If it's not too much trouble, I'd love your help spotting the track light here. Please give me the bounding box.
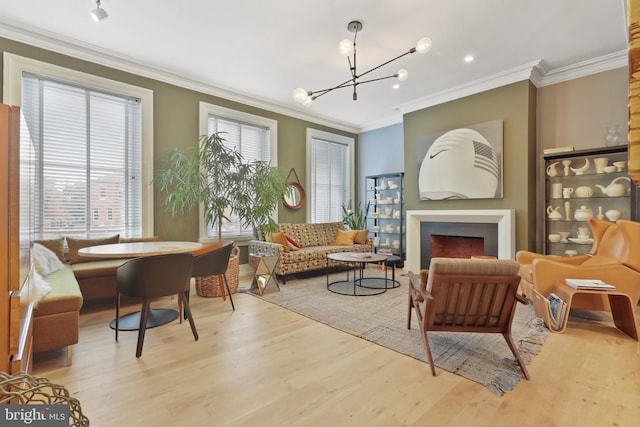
[293,20,432,104]
[91,0,108,22]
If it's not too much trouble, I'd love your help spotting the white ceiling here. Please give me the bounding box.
[0,0,630,133]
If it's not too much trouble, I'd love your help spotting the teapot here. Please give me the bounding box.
[545,161,560,177]
[547,205,562,220]
[595,177,631,197]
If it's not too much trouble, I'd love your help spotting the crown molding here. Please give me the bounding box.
[0,19,628,135]
[393,61,543,115]
[536,50,628,87]
[0,19,359,134]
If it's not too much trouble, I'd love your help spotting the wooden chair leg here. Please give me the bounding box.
[407,292,413,329]
[223,274,235,310]
[66,345,72,367]
[178,294,183,324]
[136,299,150,358]
[503,332,530,380]
[420,326,437,376]
[181,291,199,341]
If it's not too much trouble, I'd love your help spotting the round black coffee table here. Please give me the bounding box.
[326,252,390,296]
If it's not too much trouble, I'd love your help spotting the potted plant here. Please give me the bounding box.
[342,201,370,230]
[153,132,287,239]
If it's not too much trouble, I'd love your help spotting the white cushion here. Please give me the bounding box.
[33,242,66,277]
[31,270,52,307]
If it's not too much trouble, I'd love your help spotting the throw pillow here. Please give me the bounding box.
[34,238,66,263]
[67,234,120,264]
[353,229,369,244]
[334,229,357,245]
[285,235,301,251]
[32,243,66,277]
[31,271,52,307]
[270,232,290,253]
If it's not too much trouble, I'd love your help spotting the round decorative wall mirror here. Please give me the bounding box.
[283,182,305,209]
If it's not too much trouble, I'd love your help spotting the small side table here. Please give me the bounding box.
[249,253,280,295]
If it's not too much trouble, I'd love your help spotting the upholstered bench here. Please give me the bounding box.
[33,266,83,365]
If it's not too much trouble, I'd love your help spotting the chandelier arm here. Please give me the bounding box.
[356,74,400,85]
[308,79,356,97]
[356,48,416,80]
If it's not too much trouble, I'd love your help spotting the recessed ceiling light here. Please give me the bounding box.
[464,55,475,63]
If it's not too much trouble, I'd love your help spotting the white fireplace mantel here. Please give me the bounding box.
[405,209,516,272]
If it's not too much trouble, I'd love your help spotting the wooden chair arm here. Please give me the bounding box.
[515,293,529,305]
[408,271,434,301]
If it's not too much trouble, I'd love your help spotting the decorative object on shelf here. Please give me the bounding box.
[377,177,388,190]
[283,168,305,209]
[388,180,399,189]
[547,205,562,220]
[604,165,617,173]
[417,120,503,200]
[577,227,590,239]
[575,186,593,198]
[595,177,631,197]
[551,182,563,198]
[562,187,573,198]
[597,206,605,220]
[613,161,627,172]
[562,159,572,176]
[565,249,578,255]
[574,205,593,221]
[564,201,571,220]
[546,161,560,177]
[570,158,590,175]
[293,20,431,104]
[605,209,622,221]
[558,231,570,242]
[548,233,561,242]
[593,157,609,173]
[605,126,623,147]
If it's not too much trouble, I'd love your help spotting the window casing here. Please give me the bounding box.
[3,53,154,239]
[198,102,278,241]
[306,129,355,223]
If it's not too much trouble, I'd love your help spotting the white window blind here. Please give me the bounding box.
[21,73,143,239]
[206,115,271,238]
[309,137,350,223]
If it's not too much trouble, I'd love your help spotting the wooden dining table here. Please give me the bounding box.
[79,241,203,331]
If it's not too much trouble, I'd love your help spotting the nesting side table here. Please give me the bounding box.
[249,253,280,295]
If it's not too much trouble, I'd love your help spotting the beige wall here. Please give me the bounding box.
[537,67,628,151]
[403,81,538,252]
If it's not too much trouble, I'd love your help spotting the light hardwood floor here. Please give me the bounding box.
[33,272,640,427]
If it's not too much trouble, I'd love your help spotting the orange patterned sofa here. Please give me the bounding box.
[248,222,372,282]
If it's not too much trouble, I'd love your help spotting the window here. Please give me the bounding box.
[306,129,355,223]
[198,102,278,240]
[4,53,154,239]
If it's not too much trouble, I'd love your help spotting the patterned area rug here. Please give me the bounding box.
[247,268,548,397]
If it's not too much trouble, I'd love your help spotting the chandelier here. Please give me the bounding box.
[293,20,432,104]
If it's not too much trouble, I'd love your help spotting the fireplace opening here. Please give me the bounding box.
[431,235,484,259]
[420,222,498,269]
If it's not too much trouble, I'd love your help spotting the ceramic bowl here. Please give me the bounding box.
[603,165,617,173]
[548,233,561,242]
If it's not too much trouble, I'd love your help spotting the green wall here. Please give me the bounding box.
[0,37,356,244]
[403,81,537,251]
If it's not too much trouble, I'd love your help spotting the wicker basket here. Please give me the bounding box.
[195,246,240,298]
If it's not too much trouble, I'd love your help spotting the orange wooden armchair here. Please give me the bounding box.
[407,257,529,379]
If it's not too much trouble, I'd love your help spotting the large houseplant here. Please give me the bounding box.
[153,132,287,239]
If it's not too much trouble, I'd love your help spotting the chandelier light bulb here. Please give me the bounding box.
[396,69,408,81]
[293,87,310,103]
[338,39,354,57]
[415,37,432,54]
